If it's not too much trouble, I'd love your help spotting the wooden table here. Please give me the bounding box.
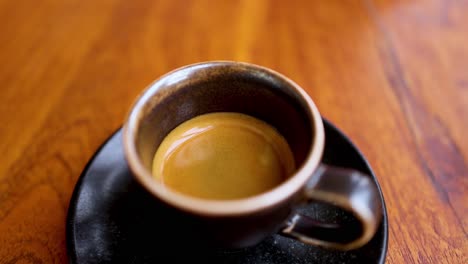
[1,0,467,263]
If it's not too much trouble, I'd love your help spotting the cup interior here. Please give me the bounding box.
[130,63,314,176]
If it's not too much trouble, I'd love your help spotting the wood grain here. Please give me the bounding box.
[0,0,466,263]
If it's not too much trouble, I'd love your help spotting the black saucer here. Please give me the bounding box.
[67,119,388,264]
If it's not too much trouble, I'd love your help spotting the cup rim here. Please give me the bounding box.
[123,61,325,216]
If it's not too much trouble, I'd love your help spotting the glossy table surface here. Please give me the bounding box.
[0,0,467,263]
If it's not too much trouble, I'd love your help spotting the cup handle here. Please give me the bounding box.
[281,164,382,250]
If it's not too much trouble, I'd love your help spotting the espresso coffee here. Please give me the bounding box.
[152,112,295,200]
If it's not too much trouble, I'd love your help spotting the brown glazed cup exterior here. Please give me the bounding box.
[123,61,382,251]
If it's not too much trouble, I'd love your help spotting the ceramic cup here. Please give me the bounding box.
[123,61,382,251]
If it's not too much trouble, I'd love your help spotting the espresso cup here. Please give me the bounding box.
[123,61,382,251]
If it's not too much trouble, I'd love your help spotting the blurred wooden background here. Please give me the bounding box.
[0,0,467,263]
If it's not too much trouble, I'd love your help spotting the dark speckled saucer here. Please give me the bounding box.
[67,119,388,264]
